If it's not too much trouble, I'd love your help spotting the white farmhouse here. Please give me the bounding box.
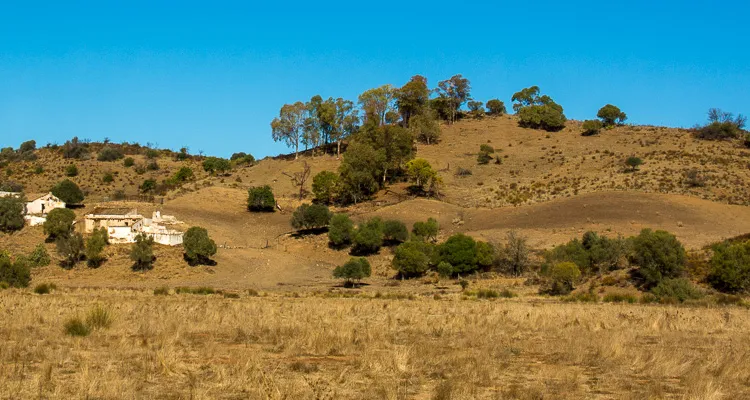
[26,193,66,215]
[84,208,184,246]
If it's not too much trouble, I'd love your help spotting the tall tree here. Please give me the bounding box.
[396,75,430,127]
[358,84,397,127]
[332,98,359,158]
[271,102,306,159]
[437,74,471,124]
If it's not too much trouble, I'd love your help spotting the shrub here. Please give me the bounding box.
[134,164,146,175]
[85,227,109,268]
[650,278,703,302]
[56,232,84,268]
[597,104,627,126]
[86,305,113,329]
[496,230,530,276]
[0,254,31,288]
[602,293,637,303]
[486,99,506,116]
[65,164,78,177]
[547,232,627,276]
[202,157,231,175]
[383,220,408,244]
[247,185,275,212]
[51,179,84,204]
[581,120,603,136]
[97,146,124,162]
[312,171,339,204]
[291,204,332,230]
[392,240,435,277]
[352,218,384,255]
[146,160,159,171]
[34,283,56,294]
[476,241,494,268]
[744,133,750,148]
[437,261,453,277]
[695,121,744,141]
[0,195,25,233]
[29,244,51,267]
[123,157,135,167]
[153,286,169,295]
[175,286,216,295]
[64,317,90,337]
[479,144,495,154]
[62,137,88,159]
[405,158,438,192]
[333,257,372,286]
[0,181,23,192]
[328,213,354,247]
[172,167,194,183]
[625,156,643,172]
[412,218,439,242]
[630,229,686,289]
[517,104,567,131]
[439,234,478,275]
[545,262,581,295]
[44,208,76,239]
[707,241,750,294]
[144,149,159,159]
[477,151,492,165]
[140,179,157,193]
[231,152,255,165]
[34,166,44,174]
[183,226,217,265]
[19,140,36,153]
[130,233,154,271]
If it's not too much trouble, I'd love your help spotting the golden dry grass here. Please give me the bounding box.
[1,288,748,399]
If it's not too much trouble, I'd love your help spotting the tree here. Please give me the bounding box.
[97,146,124,162]
[183,226,217,265]
[19,140,36,153]
[392,240,434,277]
[625,156,643,172]
[140,179,157,193]
[546,262,581,295]
[29,243,51,267]
[405,158,439,194]
[476,241,495,269]
[383,220,408,244]
[695,109,747,141]
[290,204,332,230]
[707,241,750,294]
[410,109,441,145]
[337,142,383,204]
[62,137,88,159]
[597,104,627,126]
[332,98,359,158]
[358,84,397,127]
[56,232,84,268]
[439,233,478,275]
[437,74,471,124]
[302,95,330,152]
[65,164,78,177]
[271,102,306,159]
[412,218,439,242]
[486,99,506,116]
[517,103,567,131]
[581,120,603,136]
[312,171,339,204]
[333,257,371,287]
[358,124,415,185]
[0,253,30,288]
[396,75,430,126]
[0,195,25,233]
[202,157,231,175]
[352,218,384,255]
[231,152,255,165]
[172,167,194,183]
[328,213,354,247]
[283,161,311,200]
[630,229,686,289]
[497,230,530,276]
[43,208,76,239]
[130,233,155,271]
[467,101,485,118]
[247,186,276,212]
[51,179,84,204]
[85,227,108,268]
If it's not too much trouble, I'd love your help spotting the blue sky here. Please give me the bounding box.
[1,1,748,158]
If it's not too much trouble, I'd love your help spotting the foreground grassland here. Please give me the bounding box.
[1,289,747,399]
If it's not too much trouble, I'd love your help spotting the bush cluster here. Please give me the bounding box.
[0,253,31,288]
[333,257,371,286]
[247,186,276,212]
[291,204,332,230]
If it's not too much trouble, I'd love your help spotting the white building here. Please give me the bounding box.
[26,193,66,215]
[84,208,183,246]
[0,191,21,198]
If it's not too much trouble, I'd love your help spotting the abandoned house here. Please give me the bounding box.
[0,192,67,226]
[84,208,184,246]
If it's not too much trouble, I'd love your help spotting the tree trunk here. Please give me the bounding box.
[337,140,341,159]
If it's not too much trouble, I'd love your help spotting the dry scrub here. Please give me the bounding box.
[0,289,747,399]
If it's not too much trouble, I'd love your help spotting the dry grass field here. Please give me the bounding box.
[1,288,748,399]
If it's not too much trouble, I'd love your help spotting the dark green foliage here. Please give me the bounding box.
[123,157,135,167]
[34,282,56,294]
[0,195,25,233]
[34,166,44,174]
[312,171,339,204]
[517,104,567,131]
[479,144,495,154]
[383,220,408,244]
[650,278,703,302]
[62,137,88,159]
[352,218,384,255]
[56,232,84,268]
[707,241,750,293]
[102,172,114,183]
[467,100,485,118]
[231,152,256,164]
[247,185,276,212]
[202,157,231,175]
[328,213,354,247]
[486,99,506,116]
[171,167,194,183]
[409,111,441,145]
[97,146,124,162]
[337,142,382,204]
[29,244,51,267]
[144,149,159,159]
[439,234,478,275]
[19,140,36,153]
[0,181,23,192]
[0,253,31,288]
[183,226,217,265]
[392,240,436,277]
[596,104,627,126]
[544,262,581,295]
[476,241,495,268]
[175,147,190,161]
[744,133,750,148]
[630,229,686,289]
[140,179,156,193]
[333,257,372,286]
[44,208,76,239]
[412,218,439,242]
[547,232,626,276]
[437,261,453,277]
[477,144,494,165]
[625,156,643,171]
[130,233,155,271]
[65,164,78,177]
[582,120,603,136]
[51,179,84,204]
[146,160,159,171]
[85,227,108,268]
[64,317,91,337]
[436,74,471,123]
[396,75,430,126]
[291,204,332,231]
[695,109,746,140]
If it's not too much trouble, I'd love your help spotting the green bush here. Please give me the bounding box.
[34,166,44,174]
[29,244,51,267]
[51,179,84,204]
[546,262,581,295]
[312,171,339,204]
[439,234,478,275]
[64,317,90,337]
[630,229,686,289]
[546,232,627,276]
[650,278,703,303]
[486,99,506,116]
[140,179,157,193]
[183,226,217,266]
[19,140,36,153]
[383,220,408,244]
[479,144,495,154]
[477,151,493,165]
[291,204,332,230]
[352,218,384,255]
[517,104,567,131]
[0,195,25,233]
[0,253,31,288]
[392,240,435,277]
[102,172,114,183]
[144,149,160,159]
[247,185,275,212]
[695,121,743,141]
[597,104,627,126]
[65,164,78,177]
[707,241,750,294]
[202,157,231,175]
[437,261,453,277]
[97,146,124,162]
[581,120,603,136]
[231,152,255,165]
[412,218,439,242]
[625,156,643,171]
[123,157,135,167]
[56,232,84,269]
[172,167,194,183]
[333,257,372,286]
[44,208,76,239]
[34,283,56,294]
[476,241,494,268]
[130,233,154,271]
[85,227,109,268]
[328,213,354,247]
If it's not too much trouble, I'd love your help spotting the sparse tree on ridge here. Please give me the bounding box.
[437,74,471,124]
[271,102,306,160]
[332,98,359,158]
[597,104,627,127]
[486,99,506,116]
[396,75,430,126]
[358,84,398,126]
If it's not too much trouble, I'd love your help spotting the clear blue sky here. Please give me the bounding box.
[1,1,748,158]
